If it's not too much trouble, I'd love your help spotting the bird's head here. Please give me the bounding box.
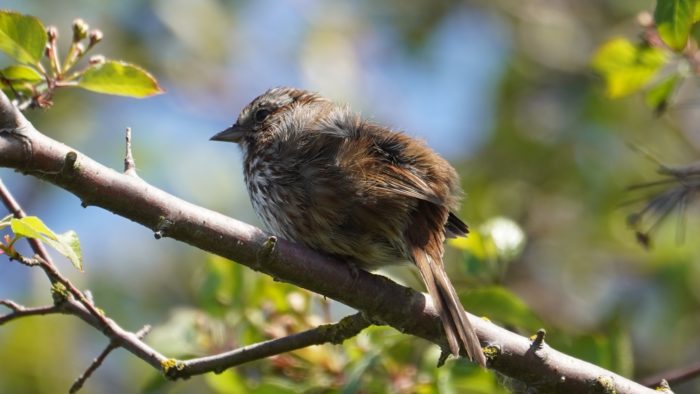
[210,87,326,150]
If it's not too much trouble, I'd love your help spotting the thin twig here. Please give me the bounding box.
[641,361,700,389]
[165,313,372,380]
[0,174,377,389]
[4,254,377,387]
[69,325,152,394]
[123,127,138,177]
[30,254,113,328]
[0,299,22,311]
[320,297,332,323]
[0,177,55,265]
[0,300,60,325]
[0,179,113,329]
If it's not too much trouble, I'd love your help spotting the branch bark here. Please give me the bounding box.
[69,325,152,394]
[167,312,371,379]
[0,90,662,393]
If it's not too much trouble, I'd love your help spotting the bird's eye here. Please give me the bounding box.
[254,108,271,122]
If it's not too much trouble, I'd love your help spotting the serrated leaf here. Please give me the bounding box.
[592,38,666,98]
[645,74,680,113]
[78,61,163,98]
[10,216,84,271]
[1,64,43,81]
[11,216,54,239]
[0,11,47,64]
[655,0,697,51]
[50,230,83,271]
[461,286,542,332]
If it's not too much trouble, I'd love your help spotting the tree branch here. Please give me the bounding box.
[641,361,700,389]
[165,312,371,379]
[0,163,375,392]
[69,325,152,394]
[1,260,373,392]
[123,127,138,177]
[0,300,60,324]
[12,254,169,372]
[0,177,55,264]
[0,90,662,393]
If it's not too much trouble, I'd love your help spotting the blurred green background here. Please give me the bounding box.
[2,0,700,393]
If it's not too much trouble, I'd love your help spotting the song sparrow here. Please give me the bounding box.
[211,87,485,366]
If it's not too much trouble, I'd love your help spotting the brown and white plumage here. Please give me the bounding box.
[211,87,486,366]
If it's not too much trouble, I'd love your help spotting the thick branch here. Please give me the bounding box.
[0,90,659,393]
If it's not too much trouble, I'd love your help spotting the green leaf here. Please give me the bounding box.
[78,61,163,97]
[645,74,680,113]
[10,216,54,239]
[10,216,83,271]
[1,64,43,82]
[655,0,697,51]
[49,230,83,272]
[592,38,666,98]
[461,286,542,332]
[0,11,47,64]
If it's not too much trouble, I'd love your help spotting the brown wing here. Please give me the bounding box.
[445,212,468,238]
[296,112,466,264]
[337,123,467,238]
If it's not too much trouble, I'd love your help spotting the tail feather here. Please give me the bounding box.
[414,252,461,356]
[412,247,486,367]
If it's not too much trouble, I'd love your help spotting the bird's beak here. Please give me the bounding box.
[210,123,247,143]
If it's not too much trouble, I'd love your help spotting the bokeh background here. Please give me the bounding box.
[2,0,700,393]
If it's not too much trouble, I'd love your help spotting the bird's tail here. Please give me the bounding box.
[412,247,486,367]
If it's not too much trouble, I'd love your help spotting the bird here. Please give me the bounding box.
[211,87,486,366]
